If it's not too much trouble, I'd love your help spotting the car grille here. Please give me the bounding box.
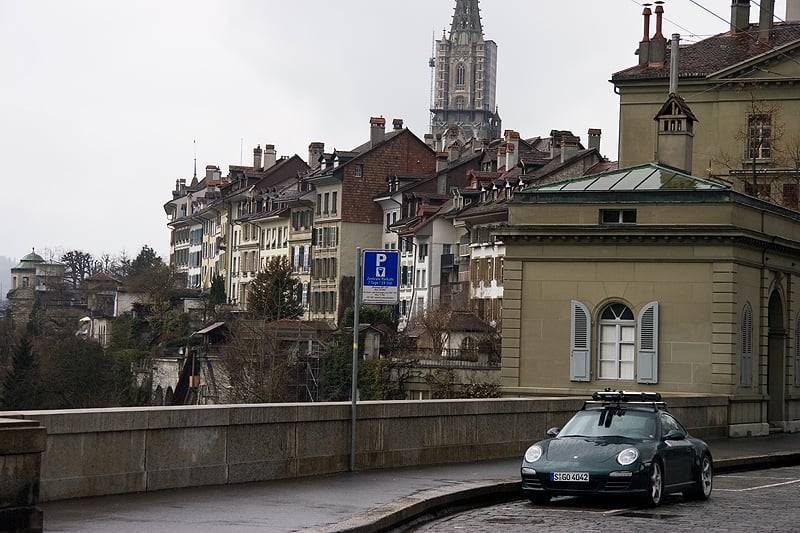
[604,478,632,490]
[522,476,544,490]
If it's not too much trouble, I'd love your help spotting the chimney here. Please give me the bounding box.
[731,0,751,33]
[205,165,221,182]
[759,0,775,42]
[789,0,800,21]
[669,34,681,95]
[253,145,263,169]
[392,118,404,131]
[448,142,460,162]
[424,133,436,150]
[504,130,520,170]
[436,152,449,172]
[587,128,602,151]
[649,2,667,67]
[370,116,386,148]
[638,6,652,66]
[263,144,277,169]
[308,142,324,169]
[561,138,578,163]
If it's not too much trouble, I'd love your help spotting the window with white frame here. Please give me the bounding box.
[747,114,772,160]
[570,300,659,383]
[599,303,636,380]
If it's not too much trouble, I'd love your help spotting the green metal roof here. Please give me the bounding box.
[13,249,45,270]
[526,164,729,193]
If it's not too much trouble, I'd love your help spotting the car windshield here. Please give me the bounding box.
[557,409,656,439]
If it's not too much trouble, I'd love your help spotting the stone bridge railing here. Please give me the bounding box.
[0,396,728,504]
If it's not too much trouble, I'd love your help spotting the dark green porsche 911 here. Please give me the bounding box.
[520,390,713,506]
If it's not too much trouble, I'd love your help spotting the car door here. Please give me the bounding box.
[659,412,694,487]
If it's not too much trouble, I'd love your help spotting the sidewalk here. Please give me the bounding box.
[40,432,800,533]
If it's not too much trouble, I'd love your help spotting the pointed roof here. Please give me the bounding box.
[449,0,484,44]
[654,93,698,122]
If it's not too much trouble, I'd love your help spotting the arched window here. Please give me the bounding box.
[741,303,753,387]
[570,300,659,383]
[456,64,466,88]
[599,303,636,380]
[461,336,478,360]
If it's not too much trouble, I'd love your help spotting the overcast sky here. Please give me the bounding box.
[0,0,788,263]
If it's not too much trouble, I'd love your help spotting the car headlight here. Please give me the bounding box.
[617,448,639,466]
[524,444,543,463]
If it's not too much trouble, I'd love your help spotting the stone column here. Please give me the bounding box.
[0,417,47,533]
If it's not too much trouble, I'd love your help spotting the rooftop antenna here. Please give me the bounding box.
[193,139,197,180]
[429,30,436,133]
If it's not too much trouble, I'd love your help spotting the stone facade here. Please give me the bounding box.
[498,166,800,435]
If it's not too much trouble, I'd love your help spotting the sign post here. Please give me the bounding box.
[350,249,400,472]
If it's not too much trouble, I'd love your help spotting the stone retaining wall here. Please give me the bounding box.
[0,396,728,502]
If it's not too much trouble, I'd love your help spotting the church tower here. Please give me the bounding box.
[430,0,501,151]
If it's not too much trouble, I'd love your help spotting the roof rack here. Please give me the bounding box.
[583,389,667,411]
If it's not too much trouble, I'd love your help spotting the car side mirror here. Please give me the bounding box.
[546,427,560,438]
[664,429,685,441]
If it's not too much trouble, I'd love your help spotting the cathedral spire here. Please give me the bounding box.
[429,0,500,150]
[450,0,484,45]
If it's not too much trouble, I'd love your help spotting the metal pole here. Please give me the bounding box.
[350,247,362,472]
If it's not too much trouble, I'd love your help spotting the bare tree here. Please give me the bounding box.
[219,319,295,403]
[410,305,452,359]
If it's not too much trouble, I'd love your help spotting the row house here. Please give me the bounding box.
[302,117,436,324]
[377,151,483,328]
[380,128,608,331]
[223,149,309,308]
[164,165,227,289]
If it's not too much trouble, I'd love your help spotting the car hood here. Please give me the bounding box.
[544,437,640,464]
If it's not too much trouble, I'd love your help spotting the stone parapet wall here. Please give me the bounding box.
[1,396,728,503]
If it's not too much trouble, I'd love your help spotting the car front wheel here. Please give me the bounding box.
[684,454,713,501]
[643,460,664,507]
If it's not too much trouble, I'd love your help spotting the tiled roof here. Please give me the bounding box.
[613,22,800,82]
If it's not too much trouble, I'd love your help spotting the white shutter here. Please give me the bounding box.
[741,304,753,387]
[303,245,310,270]
[637,302,659,384]
[570,300,591,382]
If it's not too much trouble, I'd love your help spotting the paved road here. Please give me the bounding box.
[408,464,800,532]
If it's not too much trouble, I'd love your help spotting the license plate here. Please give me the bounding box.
[551,472,589,482]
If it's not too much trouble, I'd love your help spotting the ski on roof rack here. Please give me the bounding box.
[591,389,662,403]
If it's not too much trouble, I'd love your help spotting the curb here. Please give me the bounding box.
[318,452,800,533]
[309,480,522,533]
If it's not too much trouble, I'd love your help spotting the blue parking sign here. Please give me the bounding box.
[362,250,399,304]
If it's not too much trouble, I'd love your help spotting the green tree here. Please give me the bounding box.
[0,333,41,409]
[37,336,114,409]
[209,274,226,306]
[319,342,353,402]
[128,245,161,279]
[247,257,302,320]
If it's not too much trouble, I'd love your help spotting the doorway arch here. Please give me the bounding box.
[767,290,786,426]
